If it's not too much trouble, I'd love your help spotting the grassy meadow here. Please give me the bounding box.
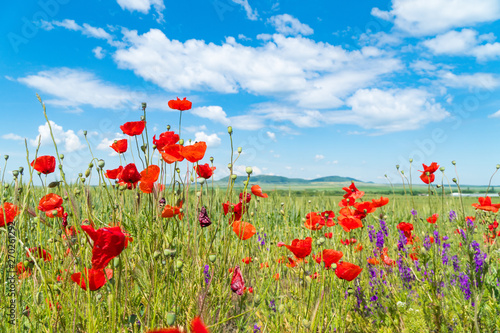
[1,98,500,333]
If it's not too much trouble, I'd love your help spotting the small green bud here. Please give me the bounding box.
[59,154,64,160]
[140,115,145,121]
[152,144,157,150]
[4,183,9,189]
[98,159,105,168]
[409,158,413,163]
[198,177,205,185]
[80,177,86,183]
[190,176,194,182]
[237,147,242,153]
[51,209,58,216]
[178,139,184,145]
[246,166,253,175]
[209,254,217,262]
[396,164,399,170]
[85,169,91,178]
[166,312,176,326]
[231,174,237,180]
[12,170,19,178]
[19,166,24,174]
[228,163,232,169]
[167,125,171,130]
[227,126,233,134]
[331,263,337,270]
[88,162,94,168]
[175,260,184,269]
[153,250,162,260]
[210,157,214,162]
[4,155,9,160]
[141,102,147,110]
[400,170,404,175]
[440,167,445,172]
[452,160,456,165]
[496,164,500,170]
[452,178,457,183]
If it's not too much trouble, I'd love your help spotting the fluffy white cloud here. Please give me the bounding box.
[489,110,500,118]
[266,131,276,141]
[48,19,124,47]
[18,68,140,110]
[372,0,500,36]
[315,154,324,161]
[191,106,231,125]
[231,0,258,20]
[93,46,106,59]
[268,14,313,36]
[116,0,165,21]
[438,71,499,90]
[193,132,221,147]
[2,133,24,141]
[30,121,85,153]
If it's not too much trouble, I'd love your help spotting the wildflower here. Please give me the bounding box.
[427,214,438,224]
[153,131,179,152]
[458,272,471,301]
[139,165,160,193]
[203,265,210,284]
[198,206,212,227]
[442,243,451,265]
[273,273,280,280]
[162,201,184,220]
[0,202,19,227]
[335,261,363,281]
[110,139,127,154]
[472,196,500,213]
[471,241,487,274]
[242,257,252,265]
[80,224,127,270]
[31,155,56,174]
[168,97,192,111]
[283,237,313,259]
[368,225,376,243]
[105,166,123,180]
[324,232,333,238]
[181,142,207,163]
[120,120,146,136]
[230,266,245,295]
[337,208,363,231]
[118,163,142,189]
[367,257,379,265]
[232,221,256,240]
[253,324,262,332]
[269,299,276,312]
[305,212,324,230]
[194,163,216,179]
[38,193,64,218]
[419,162,439,184]
[411,209,417,217]
[342,182,365,200]
[161,144,184,164]
[147,316,209,333]
[371,197,389,207]
[71,268,113,291]
[251,185,268,198]
[26,247,52,262]
[449,210,457,222]
[397,222,413,239]
[322,249,343,269]
[452,255,460,272]
[380,219,388,236]
[376,230,385,249]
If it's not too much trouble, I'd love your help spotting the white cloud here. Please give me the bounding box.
[2,133,24,141]
[372,0,500,36]
[93,46,106,59]
[315,154,324,161]
[52,19,80,31]
[268,14,313,36]
[193,131,221,147]
[116,0,165,22]
[191,106,231,125]
[17,68,140,110]
[50,20,123,47]
[471,42,500,61]
[30,121,85,153]
[238,34,251,41]
[231,0,258,20]
[489,110,500,118]
[438,71,499,90]
[266,131,276,141]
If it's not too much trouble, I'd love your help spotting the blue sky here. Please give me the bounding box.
[2,0,500,185]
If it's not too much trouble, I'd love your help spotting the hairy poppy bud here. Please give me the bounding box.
[228,163,232,169]
[175,260,183,269]
[12,170,19,177]
[80,177,86,183]
[142,102,147,110]
[237,147,242,153]
[83,130,88,136]
[167,125,171,130]
[4,155,8,160]
[452,160,456,165]
[209,254,217,262]
[497,164,500,169]
[401,170,404,175]
[85,169,90,177]
[409,158,413,163]
[396,164,399,170]
[452,178,457,183]
[19,166,24,174]
[440,167,445,172]
[153,251,161,260]
[210,157,214,162]
[98,160,105,169]
[246,166,253,175]
[166,312,176,326]
[227,126,233,134]
[59,154,64,160]
[199,178,205,185]
[178,139,184,145]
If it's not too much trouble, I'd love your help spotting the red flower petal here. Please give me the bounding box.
[31,155,56,174]
[335,261,362,281]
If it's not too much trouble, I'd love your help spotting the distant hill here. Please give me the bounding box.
[216,174,365,185]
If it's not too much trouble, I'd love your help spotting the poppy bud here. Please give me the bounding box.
[178,139,184,145]
[19,166,24,174]
[401,170,404,175]
[152,144,157,150]
[98,160,105,169]
[439,167,445,172]
[231,174,237,180]
[209,254,217,262]
[237,147,242,153]
[452,178,457,183]
[452,160,456,165]
[331,263,337,270]
[409,158,413,163]
[80,177,86,183]
[176,168,180,173]
[83,130,87,136]
[497,164,500,169]
[166,312,176,326]
[199,178,205,185]
[12,170,19,177]
[210,157,214,162]
[4,183,9,189]
[142,102,147,110]
[175,260,183,269]
[246,167,253,175]
[228,126,233,134]
[228,163,232,169]
[396,165,399,170]
[85,169,91,177]
[251,212,255,217]
[140,116,145,121]
[141,145,147,152]
[243,180,248,186]
[153,251,161,260]
[302,319,311,328]
[436,184,441,188]
[4,155,8,160]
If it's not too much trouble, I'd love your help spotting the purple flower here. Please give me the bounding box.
[459,272,471,301]
[411,209,417,217]
[368,225,376,243]
[376,230,385,249]
[380,220,388,236]
[269,299,276,312]
[423,236,432,250]
[253,324,261,332]
[203,265,210,284]
[452,255,460,273]
[441,243,451,265]
[397,230,407,252]
[449,210,457,222]
[471,241,487,274]
[434,230,441,246]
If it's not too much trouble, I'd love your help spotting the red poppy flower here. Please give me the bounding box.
[338,208,363,232]
[419,162,439,184]
[222,201,243,222]
[71,268,113,291]
[397,222,414,238]
[161,144,184,164]
[335,261,362,281]
[324,232,333,239]
[321,210,335,227]
[26,247,52,262]
[110,139,128,154]
[409,253,419,261]
[153,131,180,152]
[81,225,127,270]
[371,197,389,208]
[367,257,379,265]
[230,266,245,295]
[426,213,438,224]
[168,97,192,111]
[380,248,395,266]
[181,142,207,163]
[342,182,364,200]
[105,166,123,180]
[195,163,216,179]
[251,185,268,198]
[147,317,209,333]
[0,202,18,227]
[139,165,160,193]
[242,257,252,264]
[284,237,312,259]
[31,155,56,174]
[355,243,363,252]
[232,221,256,240]
[38,193,63,212]
[17,262,32,279]
[472,196,500,213]
[118,163,141,189]
[161,201,184,220]
[322,249,343,269]
[120,120,146,136]
[305,212,324,230]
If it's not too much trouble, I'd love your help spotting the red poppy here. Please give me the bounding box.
[367,257,379,265]
[222,201,243,222]
[81,225,127,270]
[147,317,209,333]
[105,166,123,180]
[118,163,141,189]
[286,257,298,268]
[419,162,439,184]
[153,131,180,152]
[161,201,184,220]
[232,221,256,240]
[195,163,216,179]
[38,193,63,212]
[120,120,146,136]
[342,182,364,200]
[380,248,395,266]
[472,196,500,213]
[168,97,192,111]
[31,155,56,174]
[260,262,269,269]
[181,142,207,163]
[321,210,335,227]
[0,202,18,227]
[230,266,245,295]
[251,185,268,198]
[335,261,362,281]
[26,247,52,262]
[139,165,160,194]
[305,212,324,231]
[110,139,128,154]
[242,257,252,264]
[426,213,438,224]
[337,208,363,232]
[324,232,333,239]
[409,253,419,261]
[71,268,113,291]
[284,237,312,259]
[397,222,414,238]
[161,144,184,164]
[17,262,32,279]
[371,197,389,208]
[322,249,343,269]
